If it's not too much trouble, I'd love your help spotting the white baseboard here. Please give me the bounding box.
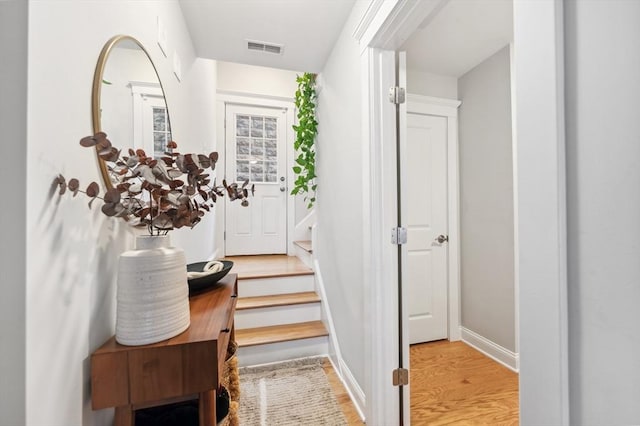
[460,327,519,372]
[294,244,314,269]
[332,357,366,422]
[294,208,316,242]
[210,249,220,261]
[315,259,366,422]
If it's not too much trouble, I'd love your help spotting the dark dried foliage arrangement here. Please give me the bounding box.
[55,132,253,235]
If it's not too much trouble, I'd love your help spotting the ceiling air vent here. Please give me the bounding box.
[247,39,283,55]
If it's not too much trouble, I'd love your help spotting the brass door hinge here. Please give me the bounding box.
[393,368,409,386]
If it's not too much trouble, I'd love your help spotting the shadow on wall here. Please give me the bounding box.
[44,183,135,424]
[83,218,135,424]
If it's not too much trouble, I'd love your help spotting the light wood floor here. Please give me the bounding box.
[229,254,517,424]
[410,340,519,425]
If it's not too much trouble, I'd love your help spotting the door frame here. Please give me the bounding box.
[357,1,569,425]
[406,94,462,343]
[215,91,297,257]
[130,80,164,154]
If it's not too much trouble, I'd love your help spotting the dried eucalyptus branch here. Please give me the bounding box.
[55,132,254,234]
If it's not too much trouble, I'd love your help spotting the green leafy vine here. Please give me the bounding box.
[291,72,317,208]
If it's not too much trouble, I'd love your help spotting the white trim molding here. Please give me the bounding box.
[354,0,399,52]
[362,47,402,426]
[445,108,462,343]
[327,354,366,420]
[513,1,569,424]
[129,81,164,155]
[352,0,387,42]
[509,42,521,361]
[407,93,461,116]
[216,89,294,105]
[129,80,163,96]
[364,0,445,51]
[336,357,366,420]
[461,327,519,372]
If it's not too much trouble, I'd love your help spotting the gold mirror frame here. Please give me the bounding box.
[91,35,171,189]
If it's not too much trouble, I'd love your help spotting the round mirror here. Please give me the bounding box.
[92,35,171,188]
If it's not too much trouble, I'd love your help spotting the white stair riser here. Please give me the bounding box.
[237,336,329,367]
[238,275,314,297]
[235,303,321,330]
[294,246,314,269]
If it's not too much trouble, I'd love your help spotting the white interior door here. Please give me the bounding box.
[406,112,449,344]
[225,104,287,255]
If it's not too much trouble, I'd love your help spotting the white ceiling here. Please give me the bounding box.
[401,0,513,77]
[179,0,357,73]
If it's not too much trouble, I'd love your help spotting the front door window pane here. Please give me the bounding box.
[236,113,277,182]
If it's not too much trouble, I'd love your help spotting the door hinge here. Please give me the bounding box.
[223,231,226,240]
[388,86,406,104]
[393,368,409,386]
[391,227,408,245]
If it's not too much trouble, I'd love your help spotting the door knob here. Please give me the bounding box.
[435,234,449,243]
[280,187,286,192]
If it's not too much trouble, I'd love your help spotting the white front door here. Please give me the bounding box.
[224,104,288,255]
[406,112,449,344]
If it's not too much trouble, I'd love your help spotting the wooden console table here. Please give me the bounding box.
[91,274,238,426]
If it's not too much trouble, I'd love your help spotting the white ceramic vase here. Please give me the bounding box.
[115,235,190,346]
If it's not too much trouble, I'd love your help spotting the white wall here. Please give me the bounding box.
[565,1,640,423]
[0,1,27,424]
[458,46,515,352]
[217,61,299,98]
[406,69,457,99]
[25,1,217,425]
[171,57,219,263]
[314,2,370,387]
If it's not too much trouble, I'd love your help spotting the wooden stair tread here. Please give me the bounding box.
[236,321,328,347]
[225,254,313,279]
[294,240,313,253]
[236,291,320,310]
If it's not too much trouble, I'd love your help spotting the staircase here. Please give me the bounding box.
[227,253,328,366]
[293,240,313,268]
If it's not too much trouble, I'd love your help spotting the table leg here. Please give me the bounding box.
[114,405,134,426]
[199,389,217,426]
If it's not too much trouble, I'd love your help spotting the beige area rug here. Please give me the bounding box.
[239,357,348,426]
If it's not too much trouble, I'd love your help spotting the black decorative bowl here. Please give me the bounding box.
[187,260,234,295]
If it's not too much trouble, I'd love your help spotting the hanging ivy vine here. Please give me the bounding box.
[291,72,317,208]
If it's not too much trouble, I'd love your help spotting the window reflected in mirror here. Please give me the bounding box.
[93,35,171,188]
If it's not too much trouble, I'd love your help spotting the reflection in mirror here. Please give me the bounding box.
[92,35,171,188]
